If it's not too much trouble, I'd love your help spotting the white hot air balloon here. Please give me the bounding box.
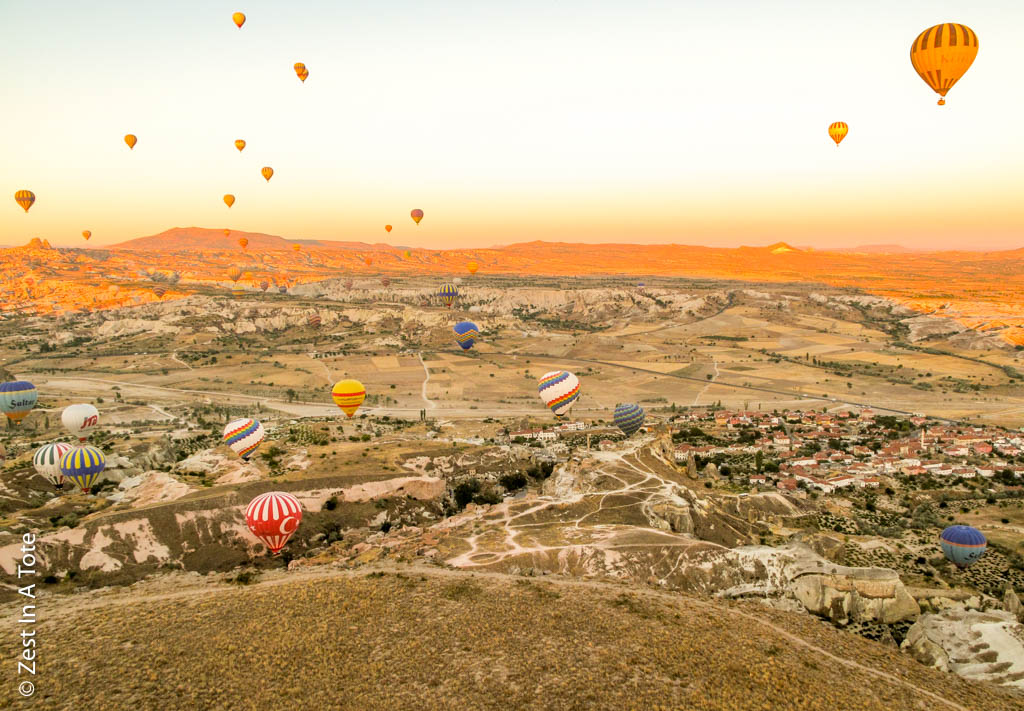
[62,403,100,442]
[33,442,73,488]
[537,370,580,418]
[223,418,266,460]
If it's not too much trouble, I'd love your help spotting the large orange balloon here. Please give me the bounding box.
[82,230,91,241]
[411,209,424,225]
[828,122,848,147]
[467,261,479,274]
[910,24,978,106]
[239,237,249,250]
[261,166,274,182]
[223,194,236,208]
[14,190,35,212]
[364,256,373,266]
[235,139,246,152]
[124,134,137,150]
[232,12,246,28]
[385,225,392,233]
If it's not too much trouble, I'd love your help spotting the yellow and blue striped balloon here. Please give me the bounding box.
[453,321,479,350]
[613,403,646,436]
[59,445,106,494]
[0,381,38,424]
[437,282,459,308]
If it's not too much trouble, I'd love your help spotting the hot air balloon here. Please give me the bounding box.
[381,277,391,288]
[453,321,479,350]
[344,278,354,290]
[364,256,373,266]
[278,285,288,294]
[332,379,366,418]
[940,525,987,568]
[124,134,137,150]
[224,194,236,208]
[33,442,73,489]
[298,68,309,82]
[59,445,105,493]
[14,190,35,213]
[467,261,479,275]
[224,229,231,237]
[232,285,245,299]
[227,266,242,282]
[261,167,274,182]
[403,250,411,259]
[259,280,268,292]
[538,371,580,418]
[82,230,92,241]
[153,285,167,298]
[232,12,246,28]
[438,282,458,308]
[411,209,424,225]
[0,381,37,424]
[235,139,246,152]
[294,63,307,82]
[292,244,301,252]
[828,122,848,147]
[613,403,645,436]
[308,313,322,328]
[239,237,249,250]
[223,418,265,460]
[246,491,303,554]
[62,403,99,442]
[385,225,392,233]
[910,24,979,106]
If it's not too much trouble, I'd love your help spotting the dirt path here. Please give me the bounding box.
[418,351,436,409]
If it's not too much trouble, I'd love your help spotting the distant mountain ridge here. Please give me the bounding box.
[111,227,398,252]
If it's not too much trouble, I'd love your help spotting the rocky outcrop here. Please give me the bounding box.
[790,568,920,625]
[902,609,1024,689]
[1005,584,1024,624]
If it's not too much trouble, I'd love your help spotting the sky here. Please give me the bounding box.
[1,0,1022,250]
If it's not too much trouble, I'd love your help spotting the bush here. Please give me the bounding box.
[499,472,528,492]
[453,479,482,509]
[324,496,338,511]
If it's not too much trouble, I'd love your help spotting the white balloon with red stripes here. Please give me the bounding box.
[245,491,303,554]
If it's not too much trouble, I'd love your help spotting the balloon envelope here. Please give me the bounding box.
[332,379,366,418]
[613,403,645,436]
[224,194,236,208]
[385,225,392,233]
[60,445,106,493]
[124,134,137,149]
[33,442,73,488]
[467,261,479,274]
[910,24,979,105]
[411,209,424,224]
[246,492,303,554]
[438,282,458,308]
[14,190,35,212]
[453,321,479,350]
[828,122,848,146]
[232,12,246,28]
[0,381,38,423]
[239,237,249,249]
[538,371,580,417]
[940,525,986,568]
[82,230,92,240]
[261,167,274,182]
[62,403,100,441]
[235,139,246,152]
[223,418,265,460]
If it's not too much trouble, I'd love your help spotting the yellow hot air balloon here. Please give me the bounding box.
[224,194,235,208]
[411,209,424,225]
[235,139,246,152]
[14,190,35,213]
[910,24,978,106]
[292,244,301,252]
[828,122,848,147]
[467,261,479,275]
[227,266,242,283]
[82,230,92,241]
[331,379,366,418]
[232,12,246,28]
[385,225,392,233]
[403,250,411,259]
[261,167,274,182]
[224,229,231,237]
[124,134,137,150]
[294,63,307,82]
[239,237,249,250]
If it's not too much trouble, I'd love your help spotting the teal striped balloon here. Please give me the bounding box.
[0,381,37,424]
[613,403,645,436]
[59,445,106,494]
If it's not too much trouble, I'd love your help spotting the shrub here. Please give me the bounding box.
[499,472,528,492]
[324,496,338,511]
[453,479,481,509]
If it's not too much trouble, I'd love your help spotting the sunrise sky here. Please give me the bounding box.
[1,0,1022,250]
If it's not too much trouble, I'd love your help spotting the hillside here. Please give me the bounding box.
[0,564,1016,711]
[111,227,396,252]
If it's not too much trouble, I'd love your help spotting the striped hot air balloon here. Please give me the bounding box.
[60,445,106,493]
[453,321,479,350]
[910,23,979,106]
[331,379,365,418]
[613,403,646,436]
[153,285,167,298]
[223,418,265,460]
[0,381,38,424]
[278,286,288,294]
[538,371,580,418]
[940,525,987,568]
[232,285,245,299]
[828,122,848,147]
[438,282,458,308]
[308,313,322,328]
[235,139,246,151]
[245,492,303,555]
[33,442,73,488]
[14,190,35,213]
[411,209,424,225]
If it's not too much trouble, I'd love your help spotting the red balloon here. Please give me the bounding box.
[245,492,303,554]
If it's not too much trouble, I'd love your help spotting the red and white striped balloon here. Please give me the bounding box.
[245,492,303,554]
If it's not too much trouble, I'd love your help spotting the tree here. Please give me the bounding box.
[755,450,763,473]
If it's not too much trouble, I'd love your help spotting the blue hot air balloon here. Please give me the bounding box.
[613,403,646,436]
[437,282,459,308]
[0,381,38,424]
[59,445,106,494]
[453,321,479,350]
[940,525,987,568]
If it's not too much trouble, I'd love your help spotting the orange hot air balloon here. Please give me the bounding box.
[364,256,373,266]
[298,69,309,82]
[828,122,848,147]
[227,266,242,282]
[14,190,35,212]
[403,250,411,259]
[292,244,301,252]
[232,12,246,28]
[82,230,92,241]
[294,63,307,82]
[385,225,392,233]
[411,209,424,225]
[224,229,231,237]
[261,166,274,182]
[467,261,479,275]
[238,237,249,250]
[910,23,979,106]
[124,134,137,150]
[223,194,236,208]
[235,139,246,152]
